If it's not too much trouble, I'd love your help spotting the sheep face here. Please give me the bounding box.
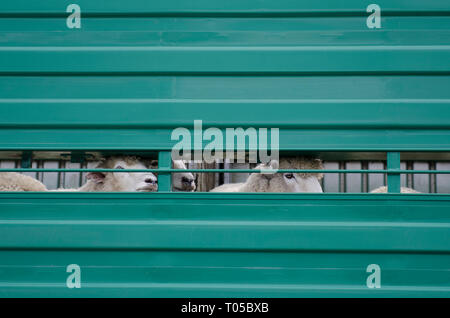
[86,157,158,192]
[251,160,323,193]
[211,157,324,193]
[172,160,196,192]
[261,173,323,193]
[147,159,196,192]
[278,157,323,193]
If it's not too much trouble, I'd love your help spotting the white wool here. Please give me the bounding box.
[370,186,421,193]
[0,172,47,192]
[210,157,324,193]
[54,156,157,192]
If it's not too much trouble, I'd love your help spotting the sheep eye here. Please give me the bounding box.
[284,173,295,179]
[115,165,125,170]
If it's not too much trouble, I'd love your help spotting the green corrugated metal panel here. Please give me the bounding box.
[0,2,449,151]
[0,1,448,14]
[0,193,449,297]
[2,46,450,73]
[1,193,449,252]
[1,18,449,47]
[0,1,449,297]
[2,100,450,128]
[2,250,448,297]
[2,128,450,152]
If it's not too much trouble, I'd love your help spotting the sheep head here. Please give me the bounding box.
[242,157,324,193]
[85,156,158,192]
[172,160,196,192]
[278,157,323,193]
[147,159,196,192]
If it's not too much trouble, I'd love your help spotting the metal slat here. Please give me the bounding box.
[1,17,449,47]
[2,76,450,100]
[1,46,450,73]
[0,0,449,14]
[387,152,401,193]
[1,101,450,128]
[0,193,449,251]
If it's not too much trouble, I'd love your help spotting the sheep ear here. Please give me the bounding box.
[268,160,279,170]
[260,160,279,174]
[148,160,158,168]
[86,172,105,184]
[172,160,186,169]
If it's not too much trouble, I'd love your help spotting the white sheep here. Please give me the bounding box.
[172,160,196,192]
[147,159,196,192]
[55,156,158,192]
[370,186,421,193]
[0,172,47,192]
[210,157,324,193]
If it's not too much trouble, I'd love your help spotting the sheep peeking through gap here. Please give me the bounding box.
[0,156,195,192]
[210,157,324,193]
[147,159,196,192]
[55,156,158,192]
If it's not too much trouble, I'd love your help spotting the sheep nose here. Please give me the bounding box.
[145,178,156,184]
[182,177,193,184]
